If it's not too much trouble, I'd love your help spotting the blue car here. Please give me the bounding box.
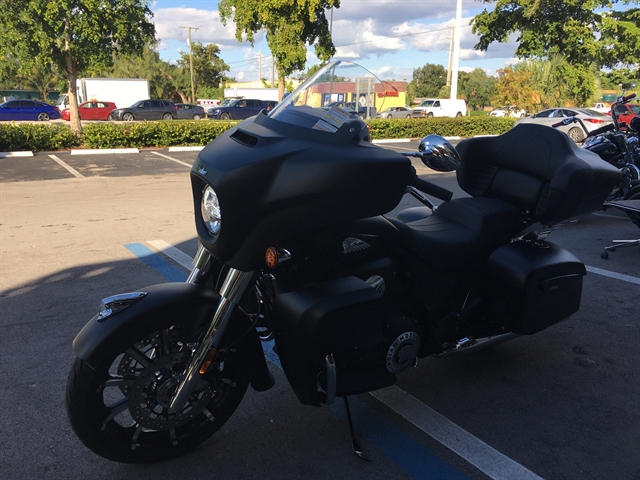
[0,99,61,121]
[206,98,270,120]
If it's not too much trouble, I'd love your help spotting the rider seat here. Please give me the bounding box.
[394,124,621,270]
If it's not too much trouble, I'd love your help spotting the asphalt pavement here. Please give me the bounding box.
[1,142,639,479]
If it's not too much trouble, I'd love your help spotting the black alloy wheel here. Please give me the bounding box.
[66,323,249,463]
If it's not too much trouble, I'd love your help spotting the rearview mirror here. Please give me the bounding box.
[417,135,461,172]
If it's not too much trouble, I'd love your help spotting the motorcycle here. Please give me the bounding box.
[552,95,640,226]
[66,61,621,464]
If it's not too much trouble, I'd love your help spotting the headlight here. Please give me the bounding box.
[201,185,221,237]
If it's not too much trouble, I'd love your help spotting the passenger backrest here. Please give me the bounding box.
[454,124,621,225]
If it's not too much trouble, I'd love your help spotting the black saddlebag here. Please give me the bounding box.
[272,276,419,406]
[486,240,586,335]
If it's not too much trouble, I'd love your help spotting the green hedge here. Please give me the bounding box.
[0,123,80,151]
[368,116,516,140]
[0,117,517,152]
[82,120,239,148]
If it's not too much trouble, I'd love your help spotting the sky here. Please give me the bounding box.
[150,0,521,82]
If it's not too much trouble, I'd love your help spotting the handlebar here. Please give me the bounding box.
[623,93,636,103]
[408,167,454,202]
[587,123,615,137]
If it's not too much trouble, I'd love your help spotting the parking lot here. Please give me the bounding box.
[1,142,639,479]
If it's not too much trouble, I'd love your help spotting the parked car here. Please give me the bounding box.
[517,107,612,142]
[0,99,60,121]
[175,103,205,120]
[60,101,117,121]
[608,103,640,127]
[325,101,377,118]
[264,100,278,112]
[375,106,412,119]
[207,99,271,120]
[489,105,527,118]
[109,99,177,121]
[412,98,466,118]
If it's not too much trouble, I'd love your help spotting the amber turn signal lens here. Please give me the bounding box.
[265,247,278,268]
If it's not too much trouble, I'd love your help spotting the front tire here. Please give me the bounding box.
[66,322,249,463]
[220,112,231,120]
[122,113,134,121]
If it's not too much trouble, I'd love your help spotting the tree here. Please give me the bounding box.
[20,59,62,102]
[492,67,538,112]
[219,0,339,100]
[409,63,447,98]
[0,0,155,135]
[177,42,229,92]
[472,0,640,69]
[458,69,496,110]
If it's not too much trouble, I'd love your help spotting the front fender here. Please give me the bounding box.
[73,282,274,392]
[73,283,220,369]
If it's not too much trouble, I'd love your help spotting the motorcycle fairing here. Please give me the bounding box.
[191,110,412,271]
[72,282,273,391]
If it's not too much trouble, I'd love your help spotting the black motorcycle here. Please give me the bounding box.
[66,61,621,463]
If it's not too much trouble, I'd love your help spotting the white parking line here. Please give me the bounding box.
[150,151,192,167]
[48,155,84,179]
[371,387,544,480]
[147,239,194,270]
[585,266,640,285]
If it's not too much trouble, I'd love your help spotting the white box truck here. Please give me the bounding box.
[223,87,279,102]
[412,98,467,118]
[57,78,150,109]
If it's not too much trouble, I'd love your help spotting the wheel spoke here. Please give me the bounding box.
[131,425,143,450]
[125,347,152,368]
[102,397,130,429]
[160,329,171,357]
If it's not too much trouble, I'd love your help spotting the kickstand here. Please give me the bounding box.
[342,396,371,462]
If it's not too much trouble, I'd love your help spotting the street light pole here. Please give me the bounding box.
[449,0,462,101]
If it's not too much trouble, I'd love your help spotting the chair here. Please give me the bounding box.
[600,199,640,259]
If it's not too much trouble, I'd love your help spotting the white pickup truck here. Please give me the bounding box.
[592,102,611,114]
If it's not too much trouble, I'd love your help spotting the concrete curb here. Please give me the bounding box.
[168,146,205,152]
[70,148,140,155]
[372,139,411,144]
[0,151,34,158]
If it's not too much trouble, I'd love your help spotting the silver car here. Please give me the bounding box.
[375,106,413,119]
[517,108,612,142]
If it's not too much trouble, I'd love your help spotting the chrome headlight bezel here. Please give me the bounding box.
[201,185,221,238]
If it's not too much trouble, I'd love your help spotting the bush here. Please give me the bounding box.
[0,123,80,152]
[82,120,239,148]
[0,117,517,152]
[368,116,516,140]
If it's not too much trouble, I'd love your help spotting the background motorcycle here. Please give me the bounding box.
[66,61,621,464]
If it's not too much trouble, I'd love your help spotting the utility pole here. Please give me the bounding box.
[259,51,262,82]
[446,18,454,88]
[180,25,199,103]
[449,0,462,101]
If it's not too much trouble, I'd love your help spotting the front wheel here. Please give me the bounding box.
[122,113,134,122]
[66,323,249,463]
[220,112,231,120]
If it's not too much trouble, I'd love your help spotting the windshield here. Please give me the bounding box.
[419,100,435,107]
[268,61,389,127]
[630,105,640,115]
[219,99,233,107]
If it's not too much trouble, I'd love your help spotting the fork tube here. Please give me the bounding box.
[169,267,255,412]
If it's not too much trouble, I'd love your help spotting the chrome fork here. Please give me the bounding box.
[169,246,254,412]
